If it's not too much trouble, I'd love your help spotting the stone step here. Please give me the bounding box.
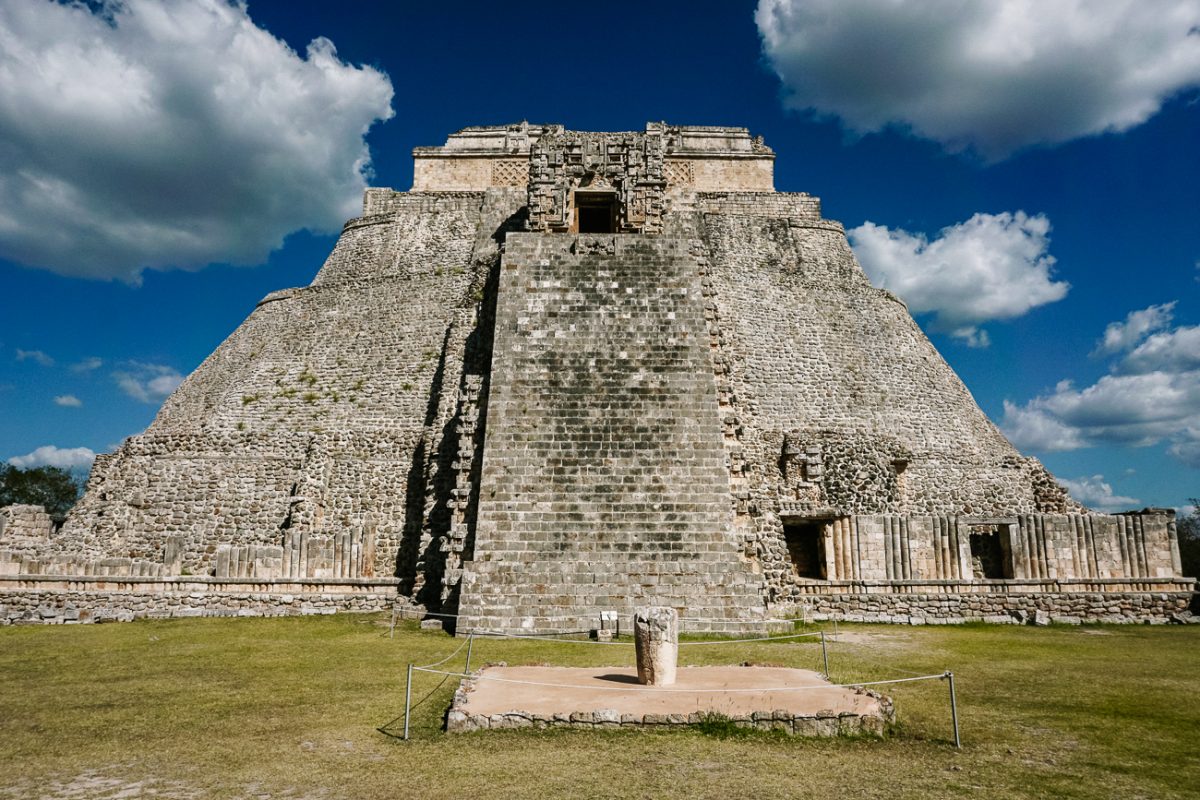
[458,233,763,633]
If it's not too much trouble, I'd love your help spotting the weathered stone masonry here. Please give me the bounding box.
[457,233,764,633]
[1,123,1193,627]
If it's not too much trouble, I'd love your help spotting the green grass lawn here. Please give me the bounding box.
[0,614,1195,799]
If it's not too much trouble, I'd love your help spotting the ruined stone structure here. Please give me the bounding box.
[1,123,1193,628]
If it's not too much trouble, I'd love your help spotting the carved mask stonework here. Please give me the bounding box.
[527,126,666,234]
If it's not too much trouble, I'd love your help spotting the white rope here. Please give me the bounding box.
[393,606,803,628]
[414,665,947,694]
[461,629,630,645]
[823,638,932,678]
[398,609,461,620]
[675,615,795,624]
[458,629,826,647]
[679,631,824,646]
[413,635,472,670]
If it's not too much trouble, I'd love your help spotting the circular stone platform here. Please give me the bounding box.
[445,665,894,736]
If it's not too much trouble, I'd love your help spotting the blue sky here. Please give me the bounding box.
[1,0,1198,512]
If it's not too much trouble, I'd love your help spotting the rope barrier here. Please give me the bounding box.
[394,622,963,748]
[679,631,825,646]
[456,629,826,646]
[412,665,949,694]
[412,634,473,670]
[461,629,627,644]
[391,604,805,627]
[821,638,932,678]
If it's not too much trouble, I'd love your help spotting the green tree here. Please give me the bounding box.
[0,464,84,519]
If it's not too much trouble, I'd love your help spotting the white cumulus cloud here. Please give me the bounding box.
[1094,302,1176,356]
[113,362,184,403]
[756,0,1200,159]
[1001,398,1086,452]
[53,395,82,407]
[1056,475,1140,513]
[0,0,395,281]
[1004,306,1200,467]
[15,348,53,366]
[1008,372,1200,448]
[1118,325,1200,375]
[70,357,103,373]
[8,445,96,470]
[849,211,1069,344]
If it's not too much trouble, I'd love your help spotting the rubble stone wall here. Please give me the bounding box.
[55,190,512,585]
[0,576,401,625]
[685,194,1082,601]
[784,584,1194,625]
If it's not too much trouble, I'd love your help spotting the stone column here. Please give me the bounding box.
[634,606,678,686]
[162,534,185,576]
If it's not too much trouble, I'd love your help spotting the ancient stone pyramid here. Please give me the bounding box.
[20,123,1185,631]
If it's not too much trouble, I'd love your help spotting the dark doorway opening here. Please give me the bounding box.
[969,526,1011,579]
[782,522,826,579]
[575,192,617,233]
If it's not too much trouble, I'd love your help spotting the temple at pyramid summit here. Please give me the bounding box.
[1,123,1193,629]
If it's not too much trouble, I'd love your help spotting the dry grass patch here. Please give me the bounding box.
[0,615,1195,799]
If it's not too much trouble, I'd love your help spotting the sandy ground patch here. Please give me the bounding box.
[457,665,885,717]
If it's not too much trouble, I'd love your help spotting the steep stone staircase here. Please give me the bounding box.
[457,233,765,633]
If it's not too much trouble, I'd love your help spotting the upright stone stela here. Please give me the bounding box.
[457,234,764,632]
[634,606,680,685]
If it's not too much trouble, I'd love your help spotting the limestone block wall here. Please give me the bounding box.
[685,157,775,192]
[53,189,523,591]
[411,123,775,196]
[693,195,1069,513]
[411,158,499,192]
[693,191,820,222]
[411,122,547,191]
[676,193,1081,601]
[8,126,1189,629]
[0,504,54,549]
[458,233,765,633]
[0,576,403,625]
[789,587,1193,625]
[767,513,1191,623]
[777,511,1181,587]
[0,548,168,578]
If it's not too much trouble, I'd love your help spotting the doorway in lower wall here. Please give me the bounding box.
[968,524,1014,579]
[782,521,827,579]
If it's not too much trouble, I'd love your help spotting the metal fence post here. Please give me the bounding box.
[464,633,475,674]
[389,605,398,639]
[946,670,961,749]
[403,663,413,741]
[820,630,830,679]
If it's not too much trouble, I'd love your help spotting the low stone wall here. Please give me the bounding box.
[780,579,1196,624]
[446,705,892,736]
[445,676,894,737]
[2,575,1192,627]
[0,576,403,625]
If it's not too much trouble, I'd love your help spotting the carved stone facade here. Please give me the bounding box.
[1,123,1192,629]
[527,125,666,233]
